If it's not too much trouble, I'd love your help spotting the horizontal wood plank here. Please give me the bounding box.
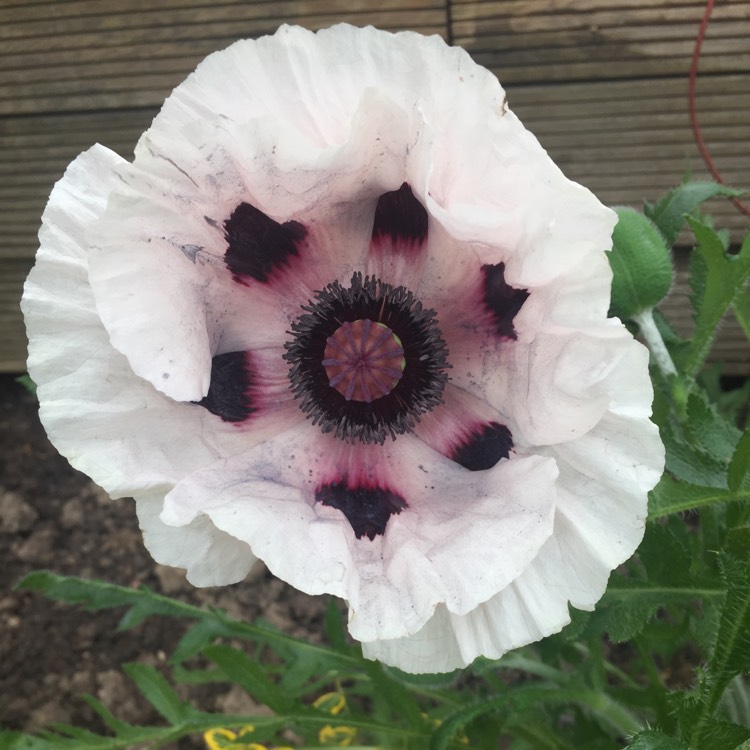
[507,73,749,235]
[0,260,35,373]
[0,1,446,115]
[454,0,749,83]
[1,2,747,112]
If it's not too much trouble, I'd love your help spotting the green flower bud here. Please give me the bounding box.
[607,206,674,320]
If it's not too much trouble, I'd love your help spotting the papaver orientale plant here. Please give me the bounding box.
[21,24,664,674]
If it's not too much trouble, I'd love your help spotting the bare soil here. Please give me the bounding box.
[0,374,329,744]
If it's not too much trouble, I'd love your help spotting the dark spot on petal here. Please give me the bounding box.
[482,263,529,339]
[372,183,428,246]
[224,202,307,283]
[316,482,407,540]
[452,422,513,471]
[197,351,255,423]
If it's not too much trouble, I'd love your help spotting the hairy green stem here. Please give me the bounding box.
[633,308,677,378]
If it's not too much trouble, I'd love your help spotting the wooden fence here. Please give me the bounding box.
[1,0,748,372]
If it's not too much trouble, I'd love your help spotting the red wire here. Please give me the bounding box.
[688,0,750,216]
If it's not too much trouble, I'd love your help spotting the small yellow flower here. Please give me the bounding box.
[203,725,262,750]
[319,724,358,747]
[312,691,347,716]
[312,692,357,746]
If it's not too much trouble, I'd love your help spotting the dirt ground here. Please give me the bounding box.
[0,374,330,744]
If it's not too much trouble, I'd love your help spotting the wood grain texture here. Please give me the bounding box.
[0,1,445,114]
[507,75,749,241]
[1,0,748,372]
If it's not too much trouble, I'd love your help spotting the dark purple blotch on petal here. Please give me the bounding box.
[452,422,513,471]
[372,183,428,247]
[316,482,407,540]
[482,263,529,339]
[198,351,255,423]
[224,202,307,283]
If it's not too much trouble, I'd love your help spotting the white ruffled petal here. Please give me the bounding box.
[161,425,558,642]
[362,408,663,673]
[454,323,648,448]
[354,450,557,641]
[362,566,572,674]
[23,147,297,500]
[136,493,257,586]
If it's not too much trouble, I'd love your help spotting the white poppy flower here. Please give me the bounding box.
[22,24,664,673]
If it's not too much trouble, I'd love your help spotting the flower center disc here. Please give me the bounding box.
[323,319,405,403]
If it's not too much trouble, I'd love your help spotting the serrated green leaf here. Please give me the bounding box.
[625,729,690,750]
[598,581,669,645]
[122,663,188,724]
[607,207,674,319]
[690,240,708,320]
[362,661,427,731]
[382,663,461,689]
[711,555,750,691]
[727,528,750,565]
[428,686,639,750]
[0,735,57,750]
[171,663,225,684]
[560,607,592,641]
[0,726,140,750]
[278,649,329,695]
[117,599,169,631]
[686,392,742,462]
[170,619,232,664]
[685,221,750,377]
[687,555,750,748]
[15,572,361,671]
[16,572,193,625]
[649,475,750,518]
[644,181,743,246]
[46,725,103,742]
[80,695,133,735]
[696,720,750,750]
[695,595,725,654]
[0,714,288,750]
[590,525,725,643]
[729,431,750,493]
[203,644,296,714]
[661,418,729,488]
[639,523,693,583]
